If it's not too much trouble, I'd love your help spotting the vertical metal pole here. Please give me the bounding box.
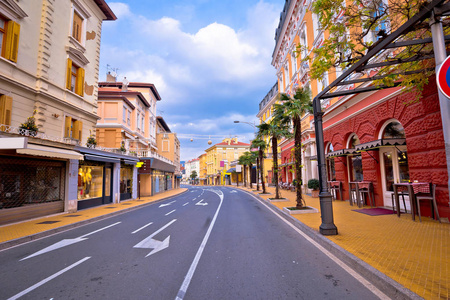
[431,12,450,207]
[313,96,338,235]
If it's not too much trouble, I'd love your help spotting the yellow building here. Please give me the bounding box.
[198,153,207,185]
[205,138,250,185]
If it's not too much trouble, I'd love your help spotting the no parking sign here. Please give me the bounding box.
[437,55,450,99]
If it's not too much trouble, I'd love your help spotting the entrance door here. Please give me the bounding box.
[380,146,410,209]
[103,166,112,204]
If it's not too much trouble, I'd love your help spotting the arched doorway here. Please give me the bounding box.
[379,119,410,208]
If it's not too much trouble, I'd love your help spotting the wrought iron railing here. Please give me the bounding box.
[0,124,80,145]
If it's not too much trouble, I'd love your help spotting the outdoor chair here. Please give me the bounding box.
[391,187,408,214]
[415,184,440,223]
[359,182,375,207]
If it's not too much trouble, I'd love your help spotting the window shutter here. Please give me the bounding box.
[66,59,72,90]
[72,120,82,141]
[64,116,72,138]
[76,67,85,96]
[0,95,13,129]
[4,21,19,62]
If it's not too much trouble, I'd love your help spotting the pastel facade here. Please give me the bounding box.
[0,0,124,225]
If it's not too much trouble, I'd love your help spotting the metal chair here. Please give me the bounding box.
[359,182,375,207]
[391,187,408,214]
[415,184,440,222]
[328,181,343,201]
[348,182,359,206]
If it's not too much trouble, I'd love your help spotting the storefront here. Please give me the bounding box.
[138,157,175,196]
[120,162,134,201]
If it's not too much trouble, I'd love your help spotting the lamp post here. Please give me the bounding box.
[234,120,256,138]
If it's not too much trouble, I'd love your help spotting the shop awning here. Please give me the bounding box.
[122,158,138,165]
[16,144,83,160]
[226,168,236,173]
[144,158,175,172]
[84,154,120,163]
[326,148,357,158]
[356,138,406,152]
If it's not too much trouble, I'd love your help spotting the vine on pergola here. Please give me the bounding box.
[303,0,448,99]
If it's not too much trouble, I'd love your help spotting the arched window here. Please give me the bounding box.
[382,121,405,139]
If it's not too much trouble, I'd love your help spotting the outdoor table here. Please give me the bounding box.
[393,182,429,221]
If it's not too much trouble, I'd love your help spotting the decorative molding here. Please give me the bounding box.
[72,0,91,19]
[66,46,90,66]
[37,0,55,83]
[0,0,28,21]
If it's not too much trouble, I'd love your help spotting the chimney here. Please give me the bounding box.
[106,71,116,82]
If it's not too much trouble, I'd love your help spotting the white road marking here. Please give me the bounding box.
[165,209,176,216]
[159,201,176,208]
[254,193,389,300]
[8,257,91,300]
[21,222,121,261]
[176,190,224,300]
[230,190,238,193]
[134,219,176,257]
[132,222,153,234]
[183,202,189,206]
[195,199,208,206]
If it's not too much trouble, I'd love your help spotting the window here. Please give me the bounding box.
[66,59,85,96]
[127,110,131,125]
[72,11,83,43]
[122,107,126,123]
[0,16,20,62]
[137,112,141,130]
[65,116,83,141]
[162,140,169,152]
[291,52,297,76]
[0,95,12,127]
[141,115,145,133]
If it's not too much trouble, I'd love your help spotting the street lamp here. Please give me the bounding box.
[234,120,256,137]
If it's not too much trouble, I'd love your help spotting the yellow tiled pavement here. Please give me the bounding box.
[0,188,187,244]
[237,185,450,300]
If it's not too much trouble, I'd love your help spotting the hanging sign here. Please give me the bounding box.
[437,55,450,99]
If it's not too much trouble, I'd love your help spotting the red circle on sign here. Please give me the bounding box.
[437,56,450,99]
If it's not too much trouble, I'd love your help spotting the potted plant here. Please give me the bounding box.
[119,142,126,152]
[308,178,320,198]
[86,130,97,148]
[19,110,39,137]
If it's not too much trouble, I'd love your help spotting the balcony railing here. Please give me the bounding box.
[0,124,80,145]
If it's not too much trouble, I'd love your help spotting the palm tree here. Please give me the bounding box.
[238,154,248,187]
[276,87,313,209]
[246,151,257,190]
[257,106,291,199]
[251,138,267,193]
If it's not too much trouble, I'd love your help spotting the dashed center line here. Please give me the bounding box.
[165,209,176,216]
[183,202,189,206]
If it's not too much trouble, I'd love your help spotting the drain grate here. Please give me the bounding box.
[37,221,60,224]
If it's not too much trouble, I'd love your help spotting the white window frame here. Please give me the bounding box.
[70,0,91,48]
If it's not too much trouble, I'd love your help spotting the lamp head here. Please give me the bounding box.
[234,121,239,123]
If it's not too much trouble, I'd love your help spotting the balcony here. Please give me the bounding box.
[0,124,81,146]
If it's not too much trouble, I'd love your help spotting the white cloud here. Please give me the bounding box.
[108,2,132,19]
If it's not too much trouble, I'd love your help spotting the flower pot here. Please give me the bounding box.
[311,190,319,198]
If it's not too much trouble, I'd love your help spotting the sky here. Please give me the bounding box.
[99,0,283,161]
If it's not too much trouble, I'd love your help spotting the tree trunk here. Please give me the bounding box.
[248,164,253,189]
[243,165,247,187]
[259,149,266,193]
[294,116,305,209]
[272,136,281,199]
[236,172,239,186]
[256,157,260,191]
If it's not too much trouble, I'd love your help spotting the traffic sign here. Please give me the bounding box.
[437,55,450,98]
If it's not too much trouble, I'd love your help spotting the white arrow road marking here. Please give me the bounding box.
[165,209,176,216]
[159,200,176,208]
[230,190,238,193]
[132,222,153,234]
[195,199,208,206]
[8,257,91,300]
[134,219,176,257]
[183,202,189,206]
[20,222,121,261]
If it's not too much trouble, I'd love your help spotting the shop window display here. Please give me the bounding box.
[78,166,103,200]
[120,166,133,194]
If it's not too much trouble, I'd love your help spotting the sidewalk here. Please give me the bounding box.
[0,188,187,250]
[236,184,449,300]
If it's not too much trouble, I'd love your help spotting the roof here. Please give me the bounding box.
[98,88,150,108]
[215,141,250,146]
[93,0,117,21]
[98,82,161,101]
[156,116,171,133]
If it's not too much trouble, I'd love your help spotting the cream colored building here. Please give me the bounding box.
[0,1,127,225]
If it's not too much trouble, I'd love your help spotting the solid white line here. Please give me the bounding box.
[183,202,189,206]
[165,210,176,216]
[132,222,153,234]
[175,190,224,300]
[256,196,389,300]
[80,222,121,238]
[7,257,91,300]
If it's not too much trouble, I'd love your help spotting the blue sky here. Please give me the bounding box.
[99,1,283,161]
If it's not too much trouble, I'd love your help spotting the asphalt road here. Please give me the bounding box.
[0,186,382,300]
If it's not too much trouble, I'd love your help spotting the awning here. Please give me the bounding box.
[356,138,406,152]
[16,144,84,160]
[326,148,357,158]
[143,158,175,172]
[85,154,120,163]
[122,158,138,165]
[226,168,236,173]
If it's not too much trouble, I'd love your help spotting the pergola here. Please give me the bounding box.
[313,0,450,235]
